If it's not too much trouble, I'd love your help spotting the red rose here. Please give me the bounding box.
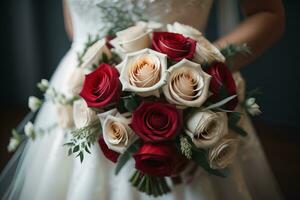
[99,137,119,163]
[131,101,182,142]
[133,143,183,177]
[152,32,197,62]
[205,62,238,110]
[80,63,120,108]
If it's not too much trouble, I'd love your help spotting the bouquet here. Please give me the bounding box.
[8,21,261,197]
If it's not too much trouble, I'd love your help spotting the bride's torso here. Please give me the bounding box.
[68,0,214,48]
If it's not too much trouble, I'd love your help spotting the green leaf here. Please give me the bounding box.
[220,43,251,59]
[76,152,84,163]
[229,112,242,125]
[121,95,139,112]
[246,88,263,99]
[115,140,140,175]
[68,148,73,156]
[85,146,91,154]
[230,125,248,137]
[202,95,237,111]
[192,150,229,177]
[73,145,80,153]
[63,142,74,147]
[102,53,109,63]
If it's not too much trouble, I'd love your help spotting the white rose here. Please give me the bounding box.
[163,59,211,108]
[193,37,225,65]
[167,22,202,41]
[73,99,97,128]
[110,25,151,55]
[56,104,74,129]
[117,48,168,97]
[98,109,135,153]
[80,39,112,69]
[24,121,36,139]
[28,96,42,112]
[208,136,239,169]
[185,111,228,148]
[66,67,86,95]
[7,138,20,152]
[245,98,262,116]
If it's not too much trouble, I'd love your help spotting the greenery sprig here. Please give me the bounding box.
[64,122,101,162]
[97,0,147,35]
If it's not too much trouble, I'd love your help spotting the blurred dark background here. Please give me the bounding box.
[0,0,299,199]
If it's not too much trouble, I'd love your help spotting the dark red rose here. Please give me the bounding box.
[80,63,120,108]
[131,101,182,142]
[152,32,197,62]
[133,143,184,177]
[205,62,238,110]
[98,137,119,163]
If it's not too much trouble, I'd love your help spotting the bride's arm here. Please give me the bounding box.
[214,0,285,71]
[63,0,73,40]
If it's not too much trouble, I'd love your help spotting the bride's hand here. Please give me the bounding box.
[214,0,285,71]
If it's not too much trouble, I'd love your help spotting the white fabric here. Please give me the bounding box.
[1,0,283,199]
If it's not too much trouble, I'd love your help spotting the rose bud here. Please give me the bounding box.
[205,62,238,110]
[80,63,121,108]
[131,101,182,142]
[73,99,98,129]
[163,59,211,108]
[152,32,197,62]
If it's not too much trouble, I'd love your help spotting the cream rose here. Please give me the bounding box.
[167,22,203,41]
[110,25,151,55]
[193,37,225,65]
[56,104,74,129]
[163,59,211,108]
[66,67,85,95]
[73,99,98,129]
[80,39,112,69]
[98,109,135,153]
[185,111,228,148]
[208,136,239,169]
[117,48,168,97]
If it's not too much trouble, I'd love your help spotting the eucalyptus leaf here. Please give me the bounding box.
[121,95,139,112]
[202,95,237,111]
[230,125,248,137]
[73,145,80,153]
[115,140,140,175]
[229,112,242,125]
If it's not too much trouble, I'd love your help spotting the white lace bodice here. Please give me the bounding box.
[68,0,214,48]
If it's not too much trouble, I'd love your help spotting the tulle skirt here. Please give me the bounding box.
[0,45,283,200]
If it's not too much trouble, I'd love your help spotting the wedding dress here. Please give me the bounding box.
[0,0,283,199]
